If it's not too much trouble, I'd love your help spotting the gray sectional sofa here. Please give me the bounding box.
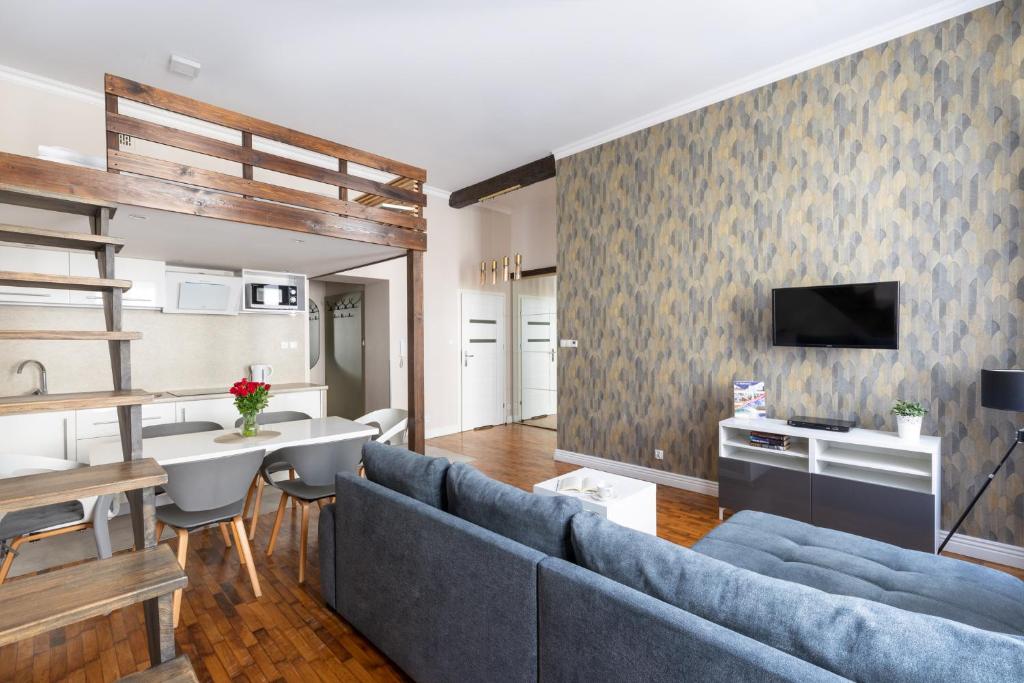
[319,442,1024,683]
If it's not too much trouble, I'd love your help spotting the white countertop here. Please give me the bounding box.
[90,416,376,466]
[150,382,327,403]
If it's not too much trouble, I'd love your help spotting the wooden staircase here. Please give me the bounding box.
[0,191,192,677]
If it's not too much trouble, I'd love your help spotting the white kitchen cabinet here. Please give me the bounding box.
[0,411,75,460]
[76,403,176,464]
[69,253,166,309]
[268,390,323,418]
[0,246,70,305]
[176,397,239,429]
[77,402,176,440]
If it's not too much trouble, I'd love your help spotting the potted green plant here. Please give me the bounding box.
[230,378,271,437]
[891,400,927,441]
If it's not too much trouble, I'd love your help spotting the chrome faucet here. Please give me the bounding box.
[16,359,47,395]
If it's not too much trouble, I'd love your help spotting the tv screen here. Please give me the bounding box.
[772,282,899,349]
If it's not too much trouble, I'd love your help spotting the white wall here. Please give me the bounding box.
[341,201,511,438]
[485,177,557,270]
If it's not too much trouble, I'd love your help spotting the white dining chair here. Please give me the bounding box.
[355,408,408,445]
[0,455,118,583]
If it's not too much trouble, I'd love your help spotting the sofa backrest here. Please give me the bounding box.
[362,441,449,509]
[333,472,544,683]
[537,557,844,683]
[446,463,582,560]
[571,512,1024,683]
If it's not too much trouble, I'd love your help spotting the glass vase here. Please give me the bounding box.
[240,412,259,437]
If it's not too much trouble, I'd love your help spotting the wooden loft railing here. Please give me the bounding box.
[103,75,427,233]
[0,72,427,453]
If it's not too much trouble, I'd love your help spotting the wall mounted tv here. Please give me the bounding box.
[772,281,899,349]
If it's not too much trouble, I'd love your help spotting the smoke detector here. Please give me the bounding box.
[168,54,201,78]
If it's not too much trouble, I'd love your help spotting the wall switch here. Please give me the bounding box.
[288,341,298,349]
[559,339,578,348]
[654,449,665,460]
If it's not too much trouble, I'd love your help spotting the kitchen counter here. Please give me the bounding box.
[150,382,327,403]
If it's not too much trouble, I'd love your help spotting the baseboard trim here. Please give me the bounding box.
[426,424,461,440]
[554,449,719,497]
[937,530,1024,569]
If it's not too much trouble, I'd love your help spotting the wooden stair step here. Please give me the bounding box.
[0,330,142,341]
[0,188,117,218]
[0,389,152,417]
[117,655,199,683]
[0,271,132,292]
[0,224,124,252]
[0,458,165,513]
[0,545,185,648]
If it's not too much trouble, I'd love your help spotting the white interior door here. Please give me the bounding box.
[461,291,506,431]
[520,295,556,418]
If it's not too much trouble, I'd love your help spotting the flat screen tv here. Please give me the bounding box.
[772,281,899,349]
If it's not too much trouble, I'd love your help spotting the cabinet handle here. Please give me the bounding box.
[63,417,68,460]
[92,416,161,426]
[1,291,49,297]
[85,295,150,302]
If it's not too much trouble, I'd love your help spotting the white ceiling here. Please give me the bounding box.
[0,204,404,276]
[0,0,990,191]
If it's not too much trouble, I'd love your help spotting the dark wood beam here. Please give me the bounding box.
[407,250,425,453]
[448,155,555,209]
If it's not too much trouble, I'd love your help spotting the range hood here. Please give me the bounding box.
[163,266,242,315]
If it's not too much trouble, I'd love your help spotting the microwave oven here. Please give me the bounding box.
[248,283,298,310]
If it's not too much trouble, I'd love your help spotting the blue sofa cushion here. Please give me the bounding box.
[693,510,1024,636]
[333,472,543,683]
[446,463,581,560]
[571,512,1024,683]
[362,441,448,509]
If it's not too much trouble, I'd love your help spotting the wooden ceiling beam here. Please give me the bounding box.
[0,152,425,251]
[448,155,554,209]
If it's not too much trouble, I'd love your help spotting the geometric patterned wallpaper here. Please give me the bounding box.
[556,0,1024,545]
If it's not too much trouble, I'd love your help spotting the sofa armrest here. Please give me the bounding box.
[318,502,336,610]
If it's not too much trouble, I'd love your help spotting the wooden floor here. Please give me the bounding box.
[1,424,1020,681]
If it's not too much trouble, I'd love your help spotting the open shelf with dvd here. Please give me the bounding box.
[718,417,941,552]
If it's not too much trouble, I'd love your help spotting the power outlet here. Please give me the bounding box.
[654,449,664,460]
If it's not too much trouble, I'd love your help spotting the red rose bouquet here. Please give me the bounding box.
[231,378,271,437]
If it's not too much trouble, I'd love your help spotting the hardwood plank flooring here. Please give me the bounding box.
[0,424,1019,681]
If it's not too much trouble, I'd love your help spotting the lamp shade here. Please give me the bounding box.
[980,369,1024,411]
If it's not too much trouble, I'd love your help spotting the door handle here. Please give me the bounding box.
[550,348,556,362]
[463,351,475,367]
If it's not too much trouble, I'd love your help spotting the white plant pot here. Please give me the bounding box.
[896,415,923,441]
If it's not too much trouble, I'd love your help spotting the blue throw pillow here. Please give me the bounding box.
[446,463,581,560]
[362,441,449,509]
[571,512,1024,682]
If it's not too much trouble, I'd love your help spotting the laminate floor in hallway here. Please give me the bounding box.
[1,424,1019,681]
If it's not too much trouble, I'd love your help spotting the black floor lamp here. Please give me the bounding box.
[938,368,1024,554]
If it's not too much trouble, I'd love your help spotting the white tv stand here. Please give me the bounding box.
[718,417,941,552]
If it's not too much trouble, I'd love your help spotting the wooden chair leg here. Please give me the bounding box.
[172,528,189,628]
[298,501,310,584]
[242,474,258,520]
[266,493,289,557]
[232,516,262,598]
[0,536,26,584]
[155,520,165,543]
[228,521,244,564]
[248,478,265,541]
[219,522,233,548]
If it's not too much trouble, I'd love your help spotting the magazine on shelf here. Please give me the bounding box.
[733,380,767,419]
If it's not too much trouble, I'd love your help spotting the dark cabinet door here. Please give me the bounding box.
[718,458,812,522]
[811,474,935,552]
